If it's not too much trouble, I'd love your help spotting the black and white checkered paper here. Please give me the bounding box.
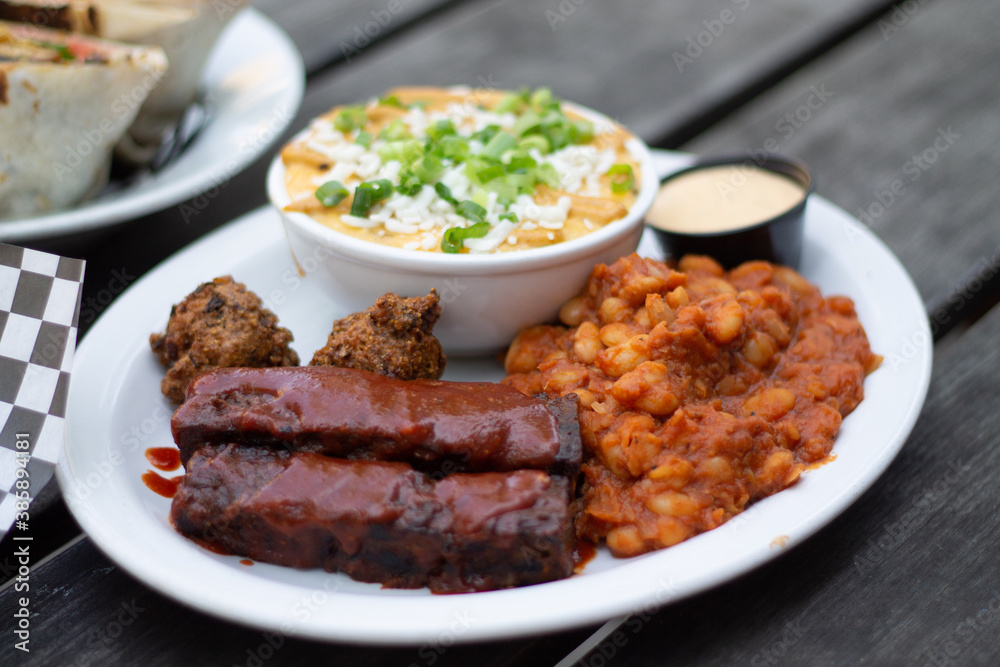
[0,243,84,539]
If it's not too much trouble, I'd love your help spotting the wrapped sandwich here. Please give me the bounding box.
[0,0,251,163]
[0,21,168,218]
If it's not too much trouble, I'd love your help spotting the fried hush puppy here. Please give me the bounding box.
[150,276,299,403]
[310,290,446,380]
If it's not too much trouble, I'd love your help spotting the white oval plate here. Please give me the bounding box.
[0,9,304,242]
[58,150,932,645]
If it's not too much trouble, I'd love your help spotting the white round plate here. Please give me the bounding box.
[59,150,932,645]
[0,9,304,243]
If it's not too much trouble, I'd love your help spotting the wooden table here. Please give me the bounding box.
[3,0,1000,664]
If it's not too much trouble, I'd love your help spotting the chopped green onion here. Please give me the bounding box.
[379,94,405,107]
[471,125,500,145]
[378,139,422,166]
[350,179,394,217]
[506,155,537,173]
[530,87,555,111]
[498,211,518,223]
[355,131,373,148]
[476,164,505,183]
[334,106,367,132]
[536,163,560,188]
[441,222,490,253]
[349,187,374,217]
[608,164,634,194]
[435,182,458,205]
[504,172,535,193]
[396,169,423,196]
[481,131,518,161]
[379,119,411,141]
[455,200,487,223]
[543,124,571,151]
[426,119,455,142]
[512,110,543,138]
[494,90,528,114]
[412,154,444,183]
[315,180,349,208]
[518,134,550,155]
[470,189,490,208]
[491,183,519,207]
[569,120,594,144]
[438,135,470,161]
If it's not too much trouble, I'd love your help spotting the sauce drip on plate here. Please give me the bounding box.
[573,541,597,573]
[145,447,181,472]
[141,470,181,498]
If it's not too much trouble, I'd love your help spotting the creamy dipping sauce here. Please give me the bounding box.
[646,164,805,234]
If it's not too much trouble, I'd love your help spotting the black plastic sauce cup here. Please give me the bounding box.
[645,154,813,269]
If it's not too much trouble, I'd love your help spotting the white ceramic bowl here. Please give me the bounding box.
[267,102,658,356]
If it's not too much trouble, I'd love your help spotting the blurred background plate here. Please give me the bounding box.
[0,8,304,243]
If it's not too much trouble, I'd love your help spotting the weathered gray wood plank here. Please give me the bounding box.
[251,0,476,74]
[681,0,1000,311]
[292,0,900,141]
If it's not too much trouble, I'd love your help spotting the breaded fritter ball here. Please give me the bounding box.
[310,290,446,380]
[150,276,299,402]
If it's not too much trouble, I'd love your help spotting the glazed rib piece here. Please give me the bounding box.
[171,444,575,593]
[171,366,581,476]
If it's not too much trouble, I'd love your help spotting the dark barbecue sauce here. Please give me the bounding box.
[145,447,181,472]
[141,470,181,498]
[573,540,597,574]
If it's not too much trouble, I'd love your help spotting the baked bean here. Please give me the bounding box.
[655,519,689,548]
[572,388,597,408]
[762,310,792,346]
[741,387,797,420]
[598,342,649,378]
[606,525,644,557]
[666,286,690,309]
[542,362,588,395]
[504,325,564,374]
[728,260,774,286]
[697,456,735,484]
[559,296,587,326]
[599,297,630,324]
[572,322,602,364]
[648,457,695,489]
[647,491,700,517]
[678,255,724,276]
[503,253,878,557]
[706,296,745,344]
[599,322,635,347]
[611,362,680,416]
[742,331,777,367]
[772,266,814,297]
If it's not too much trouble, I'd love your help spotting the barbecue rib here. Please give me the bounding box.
[171,366,581,476]
[170,444,576,593]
